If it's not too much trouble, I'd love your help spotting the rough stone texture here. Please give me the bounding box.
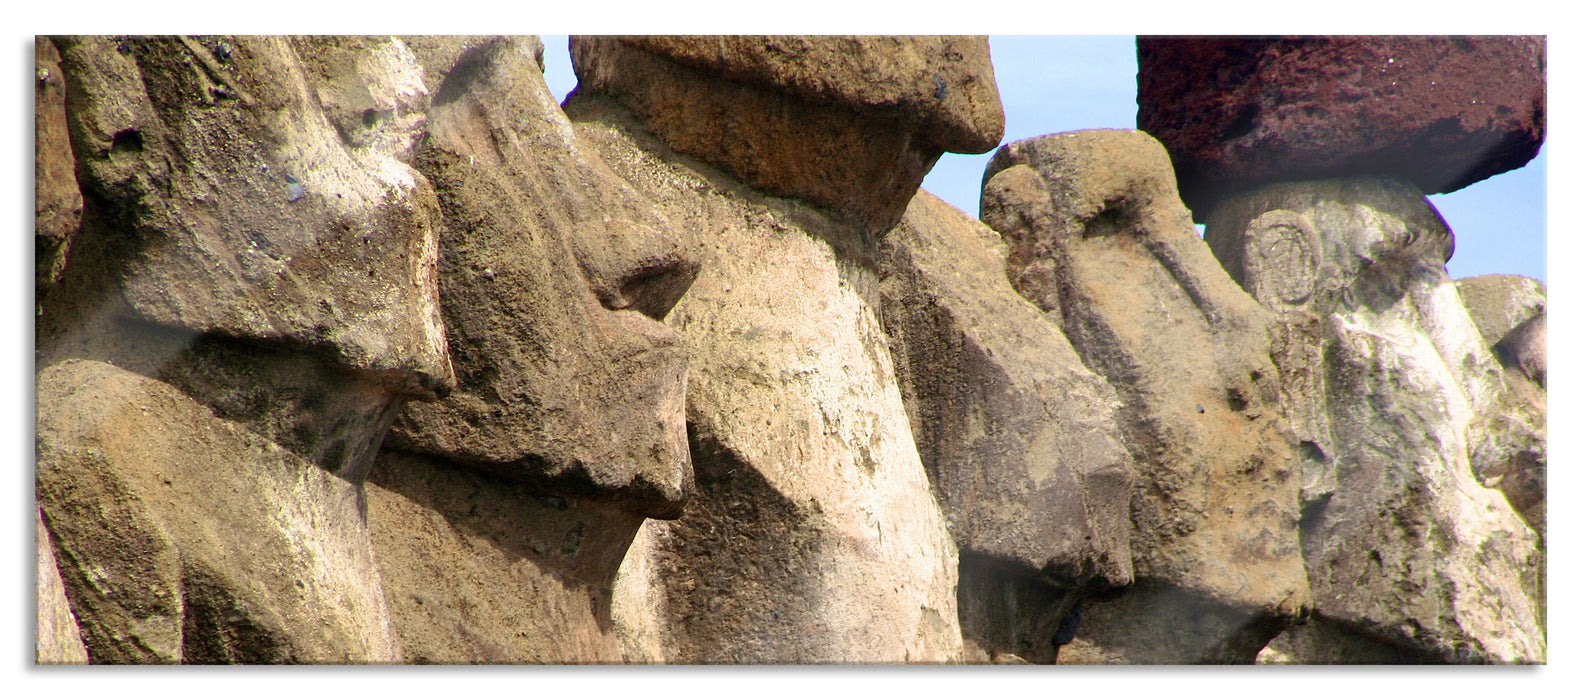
[1483,313,1546,544]
[1256,620,1440,664]
[384,37,699,519]
[365,450,643,663]
[879,191,1133,586]
[876,188,1135,658]
[569,35,1003,236]
[288,36,439,165]
[568,93,963,664]
[47,35,452,398]
[36,507,90,664]
[1499,312,1546,390]
[39,35,464,482]
[1208,178,1546,537]
[1057,581,1299,665]
[1137,36,1546,220]
[1455,274,1547,348]
[36,359,402,663]
[35,34,1546,668]
[1205,177,1454,305]
[614,36,1004,154]
[400,35,537,95]
[42,316,413,482]
[1205,176,1545,663]
[1451,276,1546,534]
[1307,311,1544,663]
[36,38,82,293]
[1264,311,1339,507]
[980,129,1310,664]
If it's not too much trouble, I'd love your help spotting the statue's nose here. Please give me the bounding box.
[571,214,700,323]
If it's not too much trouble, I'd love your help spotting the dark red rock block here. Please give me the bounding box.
[1136,36,1545,221]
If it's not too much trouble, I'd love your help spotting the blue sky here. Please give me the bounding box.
[541,35,1546,284]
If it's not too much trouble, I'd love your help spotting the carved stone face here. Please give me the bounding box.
[43,36,699,502]
[50,36,455,393]
[384,38,701,518]
[981,129,1310,663]
[1204,175,1546,663]
[41,36,458,480]
[1205,175,1455,315]
[1202,175,1461,508]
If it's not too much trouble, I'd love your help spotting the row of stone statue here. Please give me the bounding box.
[35,35,1544,664]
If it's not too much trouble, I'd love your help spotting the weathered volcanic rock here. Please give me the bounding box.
[569,35,1003,236]
[1137,36,1546,220]
[877,190,1136,663]
[36,508,89,664]
[1499,312,1546,390]
[1480,310,1547,544]
[980,129,1309,664]
[568,92,963,663]
[613,35,1004,154]
[40,36,460,482]
[879,189,1134,588]
[1456,274,1547,390]
[399,35,534,95]
[47,35,452,396]
[1314,315,1544,663]
[384,37,699,519]
[1207,177,1547,529]
[365,450,644,663]
[1455,274,1547,348]
[1256,618,1442,664]
[288,36,436,164]
[36,359,402,664]
[1205,176,1545,663]
[43,316,416,481]
[1452,275,1546,532]
[35,38,81,292]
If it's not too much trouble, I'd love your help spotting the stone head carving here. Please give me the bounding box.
[980,129,1309,663]
[42,36,699,505]
[1206,175,1454,316]
[42,35,456,480]
[1204,175,1545,663]
[385,37,701,518]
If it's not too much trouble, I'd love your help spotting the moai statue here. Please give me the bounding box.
[980,129,1310,664]
[1207,176,1545,664]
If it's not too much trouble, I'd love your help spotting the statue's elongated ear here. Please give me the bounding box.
[1242,209,1320,308]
